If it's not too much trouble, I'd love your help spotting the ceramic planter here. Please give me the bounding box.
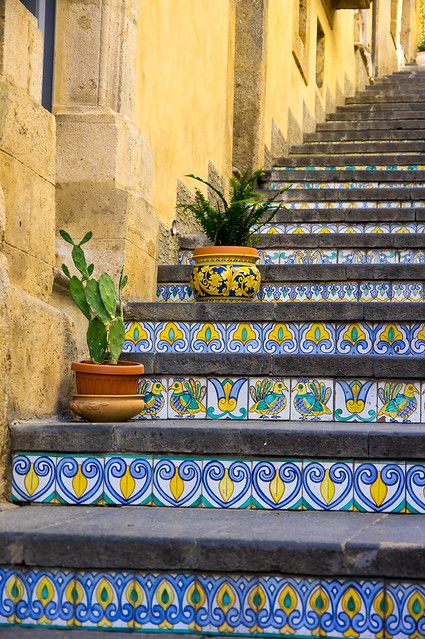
[71,360,145,395]
[417,51,425,66]
[190,246,261,301]
[69,394,145,422]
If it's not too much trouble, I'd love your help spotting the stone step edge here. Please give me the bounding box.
[11,420,425,459]
[274,155,425,166]
[178,234,425,249]
[0,506,423,578]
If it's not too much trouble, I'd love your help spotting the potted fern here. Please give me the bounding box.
[178,169,290,301]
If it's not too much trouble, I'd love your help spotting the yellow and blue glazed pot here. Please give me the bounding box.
[190,246,261,302]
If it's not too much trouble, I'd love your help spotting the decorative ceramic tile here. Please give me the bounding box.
[202,459,251,508]
[11,454,56,503]
[256,576,323,636]
[248,378,290,419]
[190,323,226,353]
[365,224,392,233]
[399,250,425,264]
[262,323,298,354]
[280,249,337,264]
[257,249,280,265]
[405,463,425,514]
[391,223,418,233]
[274,283,358,303]
[298,322,336,354]
[338,249,369,264]
[0,568,16,625]
[227,323,263,353]
[207,378,248,419]
[156,284,194,303]
[335,323,373,355]
[320,579,385,639]
[335,380,377,422]
[133,573,196,631]
[303,460,353,510]
[103,455,153,505]
[367,249,398,264]
[385,582,425,639]
[374,323,411,356]
[251,460,302,509]
[195,574,258,634]
[392,282,424,303]
[336,224,364,233]
[13,570,74,627]
[353,462,405,513]
[179,250,194,265]
[377,381,420,422]
[358,282,391,303]
[137,378,168,419]
[311,223,339,233]
[155,322,190,353]
[55,455,104,505]
[168,377,207,419]
[291,379,334,421]
[73,572,135,629]
[152,457,203,507]
[123,321,155,353]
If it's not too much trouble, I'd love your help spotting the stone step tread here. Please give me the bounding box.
[11,420,425,459]
[290,142,425,154]
[179,234,425,249]
[337,103,425,111]
[306,130,425,141]
[346,96,425,104]
[318,121,425,130]
[274,155,425,166]
[0,506,423,578]
[266,187,425,200]
[328,111,425,120]
[267,172,425,182]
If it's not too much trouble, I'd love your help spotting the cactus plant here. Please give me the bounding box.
[60,229,127,364]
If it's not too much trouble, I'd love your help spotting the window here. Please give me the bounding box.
[19,0,56,111]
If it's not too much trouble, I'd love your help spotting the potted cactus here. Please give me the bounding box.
[60,230,144,419]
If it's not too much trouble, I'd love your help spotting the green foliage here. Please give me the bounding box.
[60,230,128,364]
[177,168,291,246]
[418,33,425,51]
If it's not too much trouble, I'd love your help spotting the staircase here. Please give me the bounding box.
[2,65,425,636]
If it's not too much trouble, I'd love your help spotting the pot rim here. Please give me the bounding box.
[72,394,145,399]
[71,360,145,375]
[193,246,258,258]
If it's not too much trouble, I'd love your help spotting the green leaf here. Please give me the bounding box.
[99,273,117,318]
[61,264,71,279]
[69,276,91,320]
[72,244,90,279]
[119,272,128,291]
[85,279,110,323]
[79,231,93,246]
[108,317,125,364]
[59,229,75,245]
[88,264,94,276]
[87,318,107,363]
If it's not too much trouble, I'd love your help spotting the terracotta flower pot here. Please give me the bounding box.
[71,360,145,395]
[416,51,425,66]
[69,394,145,422]
[190,246,261,301]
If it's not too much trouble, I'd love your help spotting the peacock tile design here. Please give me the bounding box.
[248,378,290,420]
[251,460,303,509]
[405,463,425,514]
[335,380,377,422]
[353,462,406,513]
[202,459,252,509]
[73,572,135,629]
[137,378,168,419]
[55,455,104,505]
[103,455,153,505]
[303,461,353,511]
[11,454,56,503]
[152,457,203,507]
[168,378,207,419]
[385,582,425,639]
[280,249,338,264]
[291,379,334,421]
[133,573,196,632]
[0,568,16,626]
[377,381,420,423]
[207,378,248,420]
[13,569,75,628]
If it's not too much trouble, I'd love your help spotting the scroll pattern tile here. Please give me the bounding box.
[1,564,424,635]
[11,453,425,513]
[272,180,425,189]
[274,165,425,170]
[259,220,425,232]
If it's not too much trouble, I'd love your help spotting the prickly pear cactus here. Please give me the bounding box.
[60,229,128,364]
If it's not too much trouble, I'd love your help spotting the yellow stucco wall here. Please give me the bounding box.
[134,0,235,226]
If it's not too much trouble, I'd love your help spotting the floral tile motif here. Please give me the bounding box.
[353,462,405,513]
[156,284,194,303]
[137,378,168,419]
[405,463,425,514]
[195,574,258,634]
[367,250,398,264]
[134,573,196,631]
[291,379,334,421]
[13,570,75,627]
[374,323,411,356]
[385,582,425,639]
[280,249,337,264]
[103,455,153,505]
[320,579,386,639]
[256,576,323,636]
[152,457,203,507]
[335,380,377,422]
[336,223,364,233]
[11,454,56,503]
[399,250,425,264]
[73,572,135,629]
[262,323,298,354]
[303,461,353,511]
[123,321,155,353]
[168,377,207,419]
[392,283,424,303]
[202,459,251,508]
[227,323,263,353]
[298,322,336,354]
[0,568,16,625]
[155,322,190,353]
[207,378,248,420]
[358,282,391,303]
[335,323,374,355]
[190,323,226,353]
[364,223,392,233]
[251,460,302,509]
[377,381,420,423]
[248,378,290,420]
[391,223,418,233]
[55,455,104,505]
[338,249,370,264]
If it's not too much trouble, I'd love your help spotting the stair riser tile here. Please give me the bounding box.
[4,566,423,636]
[260,223,425,232]
[11,453,425,514]
[273,165,425,171]
[272,182,425,190]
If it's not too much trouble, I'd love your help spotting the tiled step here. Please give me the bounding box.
[306,129,425,142]
[0,630,152,638]
[328,109,425,120]
[337,102,425,112]
[268,169,425,182]
[346,95,425,105]
[318,119,425,131]
[274,154,425,167]
[290,141,425,154]
[274,179,425,188]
